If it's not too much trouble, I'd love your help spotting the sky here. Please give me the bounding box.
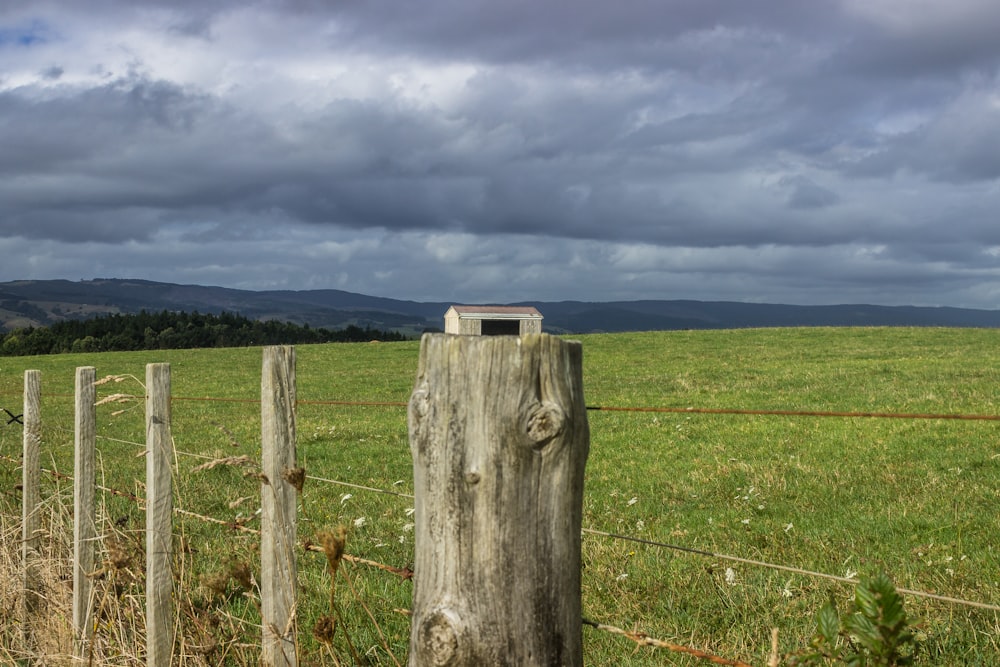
[3,1,1000,308]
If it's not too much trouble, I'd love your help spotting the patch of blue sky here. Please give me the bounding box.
[0,20,50,47]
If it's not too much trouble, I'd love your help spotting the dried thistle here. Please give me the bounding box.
[317,526,348,612]
[227,560,254,592]
[192,636,220,656]
[281,466,306,493]
[281,466,308,518]
[319,526,347,575]
[87,535,134,580]
[201,572,230,598]
[313,615,337,644]
[106,538,131,571]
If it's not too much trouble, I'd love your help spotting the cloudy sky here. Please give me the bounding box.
[3,1,1000,307]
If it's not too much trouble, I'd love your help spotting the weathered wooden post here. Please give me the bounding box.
[73,366,97,663]
[261,345,298,666]
[22,370,42,646]
[146,363,173,666]
[408,333,589,666]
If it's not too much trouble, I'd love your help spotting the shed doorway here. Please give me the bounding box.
[481,319,521,336]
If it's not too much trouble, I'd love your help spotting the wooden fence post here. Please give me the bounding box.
[261,345,298,667]
[407,333,590,666]
[73,366,97,663]
[22,369,42,646]
[146,363,173,666]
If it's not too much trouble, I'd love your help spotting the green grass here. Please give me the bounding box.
[1,328,999,665]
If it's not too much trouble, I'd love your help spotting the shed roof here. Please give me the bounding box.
[447,305,543,319]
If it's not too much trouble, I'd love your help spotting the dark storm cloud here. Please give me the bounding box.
[0,77,208,175]
[0,76,253,241]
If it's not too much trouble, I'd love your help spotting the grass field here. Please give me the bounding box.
[1,327,999,665]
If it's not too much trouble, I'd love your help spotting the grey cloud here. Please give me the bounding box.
[781,176,840,210]
[838,4,1000,80]
[0,77,212,175]
[841,88,1000,184]
[323,0,844,70]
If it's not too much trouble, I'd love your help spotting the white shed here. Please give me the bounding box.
[444,305,543,336]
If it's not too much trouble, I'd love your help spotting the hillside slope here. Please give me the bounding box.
[3,278,1000,333]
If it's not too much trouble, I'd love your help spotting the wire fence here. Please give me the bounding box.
[0,448,766,667]
[1,384,999,665]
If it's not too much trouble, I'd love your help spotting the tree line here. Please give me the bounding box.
[0,310,409,356]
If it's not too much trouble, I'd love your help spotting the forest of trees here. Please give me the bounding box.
[0,310,409,357]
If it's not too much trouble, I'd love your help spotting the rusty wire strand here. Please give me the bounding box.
[7,390,1000,420]
[7,389,1000,620]
[585,404,1000,421]
[583,617,754,667]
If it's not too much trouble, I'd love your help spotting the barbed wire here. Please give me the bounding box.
[582,617,754,667]
[586,404,1000,421]
[6,393,1000,421]
[581,528,1000,613]
[6,452,1000,667]
[4,449,997,616]
[180,397,1000,421]
[5,390,1000,628]
[0,455,783,666]
[4,370,998,664]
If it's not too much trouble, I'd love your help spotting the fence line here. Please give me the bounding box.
[7,449,979,667]
[5,432,1000,618]
[3,353,999,664]
[2,455,997,667]
[8,393,1000,421]
[585,404,1000,421]
[3,444,761,665]
[5,443,999,617]
[15,448,993,667]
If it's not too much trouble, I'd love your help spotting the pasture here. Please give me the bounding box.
[1,327,998,665]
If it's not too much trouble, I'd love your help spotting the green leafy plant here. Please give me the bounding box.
[788,573,918,666]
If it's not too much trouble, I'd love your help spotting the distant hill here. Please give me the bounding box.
[3,278,1000,334]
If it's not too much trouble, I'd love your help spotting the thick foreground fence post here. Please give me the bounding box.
[146,363,174,666]
[261,345,298,667]
[407,333,590,666]
[22,370,42,647]
[73,366,97,663]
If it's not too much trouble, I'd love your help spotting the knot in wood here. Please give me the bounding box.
[525,402,565,449]
[409,383,431,425]
[419,610,460,666]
